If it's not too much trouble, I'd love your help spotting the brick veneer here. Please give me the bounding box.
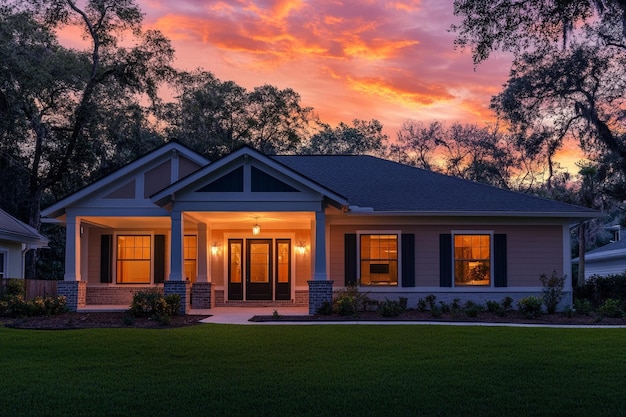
[191,282,213,309]
[308,280,333,315]
[58,281,87,312]
[164,280,190,314]
[86,286,159,306]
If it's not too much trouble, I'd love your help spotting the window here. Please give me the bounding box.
[359,234,398,286]
[454,234,491,286]
[0,251,5,278]
[116,235,151,284]
[184,235,197,282]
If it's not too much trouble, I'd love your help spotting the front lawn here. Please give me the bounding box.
[0,325,624,417]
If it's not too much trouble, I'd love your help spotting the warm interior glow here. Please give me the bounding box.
[211,242,219,256]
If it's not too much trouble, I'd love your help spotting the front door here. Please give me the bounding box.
[246,239,273,300]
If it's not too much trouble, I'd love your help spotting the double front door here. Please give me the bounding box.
[228,238,291,301]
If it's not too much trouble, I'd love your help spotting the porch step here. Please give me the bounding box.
[216,300,307,308]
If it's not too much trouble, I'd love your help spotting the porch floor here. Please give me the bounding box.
[77,305,309,324]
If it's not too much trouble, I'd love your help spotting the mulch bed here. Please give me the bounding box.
[250,309,626,325]
[0,312,209,330]
[2,310,625,329]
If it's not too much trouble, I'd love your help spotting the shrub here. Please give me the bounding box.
[575,273,626,307]
[129,290,180,320]
[518,296,543,318]
[317,301,333,315]
[486,300,501,313]
[332,284,375,315]
[430,305,443,318]
[0,294,67,317]
[540,271,565,314]
[463,301,484,318]
[425,294,437,310]
[501,296,514,311]
[1,279,25,297]
[417,298,428,312]
[598,298,624,318]
[378,299,405,317]
[439,301,451,314]
[574,298,593,316]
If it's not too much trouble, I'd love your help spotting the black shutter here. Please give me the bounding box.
[493,234,507,287]
[100,234,112,283]
[401,234,415,287]
[154,235,165,284]
[344,234,357,286]
[439,234,452,287]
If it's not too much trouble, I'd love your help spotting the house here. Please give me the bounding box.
[0,208,49,279]
[573,238,626,279]
[41,142,599,314]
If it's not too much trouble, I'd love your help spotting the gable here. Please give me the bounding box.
[152,146,348,211]
[41,142,210,219]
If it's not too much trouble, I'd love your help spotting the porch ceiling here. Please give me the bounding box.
[83,212,315,230]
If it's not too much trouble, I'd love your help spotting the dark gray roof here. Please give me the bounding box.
[0,209,49,245]
[272,155,598,216]
[586,239,626,256]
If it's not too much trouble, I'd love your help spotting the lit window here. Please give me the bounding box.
[454,234,491,286]
[116,235,151,284]
[184,235,197,282]
[360,234,398,286]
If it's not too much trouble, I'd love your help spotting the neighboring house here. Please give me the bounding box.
[0,208,49,279]
[41,142,599,313]
[573,238,626,279]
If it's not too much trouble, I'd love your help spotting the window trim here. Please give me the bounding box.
[113,232,154,285]
[0,250,6,279]
[451,230,494,288]
[356,230,401,287]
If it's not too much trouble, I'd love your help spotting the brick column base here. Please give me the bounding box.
[191,282,213,309]
[308,280,334,315]
[58,281,87,312]
[164,281,191,315]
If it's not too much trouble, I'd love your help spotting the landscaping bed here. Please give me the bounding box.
[0,312,209,329]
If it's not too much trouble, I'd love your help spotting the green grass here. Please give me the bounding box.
[1,325,625,417]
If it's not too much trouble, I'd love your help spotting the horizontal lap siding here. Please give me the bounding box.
[506,225,563,286]
[328,223,564,288]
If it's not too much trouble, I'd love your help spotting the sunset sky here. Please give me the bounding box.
[59,0,582,169]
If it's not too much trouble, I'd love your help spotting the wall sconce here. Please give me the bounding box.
[296,241,306,255]
[211,241,219,256]
[252,218,261,235]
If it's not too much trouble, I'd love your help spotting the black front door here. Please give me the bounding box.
[246,239,272,300]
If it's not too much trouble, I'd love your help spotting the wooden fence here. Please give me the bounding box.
[0,278,58,300]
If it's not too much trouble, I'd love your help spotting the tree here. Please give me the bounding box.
[453,0,626,201]
[301,119,389,156]
[167,72,316,160]
[390,120,444,170]
[0,0,174,277]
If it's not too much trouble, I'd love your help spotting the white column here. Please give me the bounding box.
[196,223,209,283]
[313,210,327,280]
[169,210,184,281]
[64,214,81,281]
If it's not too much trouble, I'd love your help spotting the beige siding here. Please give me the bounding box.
[328,222,564,289]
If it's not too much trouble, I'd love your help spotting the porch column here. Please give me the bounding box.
[308,209,333,314]
[59,213,86,311]
[196,223,208,283]
[191,222,213,309]
[169,210,184,281]
[165,209,190,314]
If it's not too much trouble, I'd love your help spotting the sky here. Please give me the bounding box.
[59,0,582,169]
